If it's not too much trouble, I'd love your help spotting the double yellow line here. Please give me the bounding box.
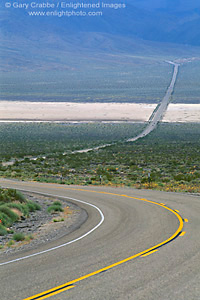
[21,186,185,300]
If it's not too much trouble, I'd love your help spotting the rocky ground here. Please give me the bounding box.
[0,192,87,257]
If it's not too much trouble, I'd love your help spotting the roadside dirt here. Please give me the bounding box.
[0,192,87,258]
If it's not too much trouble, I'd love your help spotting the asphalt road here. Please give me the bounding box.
[0,179,200,300]
[127,62,179,142]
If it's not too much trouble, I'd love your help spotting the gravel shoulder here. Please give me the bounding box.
[0,192,88,258]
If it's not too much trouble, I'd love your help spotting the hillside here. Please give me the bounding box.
[0,0,200,104]
[1,0,200,71]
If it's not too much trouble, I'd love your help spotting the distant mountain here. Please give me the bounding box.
[130,0,200,12]
[1,0,200,43]
[125,0,200,45]
[0,0,200,71]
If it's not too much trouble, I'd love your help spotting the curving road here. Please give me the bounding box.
[0,179,200,300]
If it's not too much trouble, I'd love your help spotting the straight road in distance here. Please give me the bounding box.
[127,62,179,142]
[74,62,179,151]
[0,179,200,300]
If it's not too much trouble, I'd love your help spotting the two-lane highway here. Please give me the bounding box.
[0,179,200,300]
[127,62,179,142]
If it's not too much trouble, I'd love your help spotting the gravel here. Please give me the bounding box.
[0,192,87,257]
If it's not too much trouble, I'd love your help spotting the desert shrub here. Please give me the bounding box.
[53,218,64,222]
[0,206,19,223]
[0,211,12,227]
[6,203,29,216]
[7,240,15,247]
[0,190,10,202]
[24,234,33,242]
[52,201,62,206]
[0,188,26,204]
[0,224,7,236]
[0,195,41,235]
[47,204,63,213]
[15,191,27,203]
[26,202,36,212]
[13,232,25,241]
[26,201,41,212]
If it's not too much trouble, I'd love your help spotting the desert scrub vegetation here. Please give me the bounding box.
[0,63,171,103]
[53,218,64,222]
[13,232,25,242]
[0,188,26,203]
[47,201,63,213]
[0,188,41,235]
[172,60,200,104]
[0,123,199,193]
[0,122,144,160]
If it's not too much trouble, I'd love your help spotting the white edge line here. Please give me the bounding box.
[0,189,105,266]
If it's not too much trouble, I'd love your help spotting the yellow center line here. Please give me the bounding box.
[24,285,75,300]
[141,249,158,257]
[19,184,184,300]
[180,231,186,236]
[184,219,188,222]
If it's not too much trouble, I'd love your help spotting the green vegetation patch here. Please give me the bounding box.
[0,123,199,194]
[0,122,144,160]
[0,206,19,223]
[0,188,41,235]
[173,61,200,104]
[13,232,25,242]
[26,201,41,212]
[47,201,63,214]
[0,223,7,236]
[53,218,64,222]
[7,240,15,247]
[0,63,171,103]
[0,188,26,204]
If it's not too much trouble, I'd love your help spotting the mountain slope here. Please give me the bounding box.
[0,0,200,71]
